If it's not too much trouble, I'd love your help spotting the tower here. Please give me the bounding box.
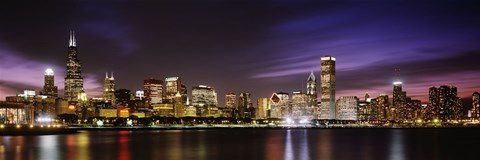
[40,68,58,97]
[64,30,84,101]
[320,55,336,119]
[306,71,317,107]
[103,72,116,105]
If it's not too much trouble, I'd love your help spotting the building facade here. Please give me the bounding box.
[192,85,218,107]
[165,77,181,103]
[143,78,163,104]
[225,93,236,109]
[320,55,336,119]
[257,98,269,119]
[269,92,290,118]
[336,96,359,120]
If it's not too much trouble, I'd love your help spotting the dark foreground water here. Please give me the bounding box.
[1,128,479,160]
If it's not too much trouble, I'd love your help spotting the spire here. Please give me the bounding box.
[307,71,316,81]
[69,30,76,47]
[105,72,108,79]
[111,72,114,80]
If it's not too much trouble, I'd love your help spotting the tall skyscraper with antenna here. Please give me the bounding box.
[64,31,84,101]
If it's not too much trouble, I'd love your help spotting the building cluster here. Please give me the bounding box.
[0,32,477,125]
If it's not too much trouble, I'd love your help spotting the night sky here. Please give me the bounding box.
[1,1,480,106]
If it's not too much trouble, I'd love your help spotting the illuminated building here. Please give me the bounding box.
[392,81,407,120]
[192,85,218,107]
[99,109,117,118]
[292,91,311,120]
[40,68,58,98]
[174,92,184,118]
[143,78,163,104]
[64,31,84,101]
[103,72,116,105]
[269,92,289,118]
[153,104,174,117]
[257,98,269,119]
[238,92,252,118]
[165,77,181,103]
[429,85,461,120]
[306,71,317,107]
[336,96,359,120]
[225,92,236,109]
[471,92,480,118]
[181,84,188,105]
[117,107,130,118]
[0,102,30,124]
[184,106,197,117]
[370,94,389,121]
[320,55,336,119]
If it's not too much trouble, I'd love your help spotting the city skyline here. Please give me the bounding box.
[1,1,480,105]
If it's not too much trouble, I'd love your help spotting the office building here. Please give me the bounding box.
[320,55,336,119]
[64,31,84,101]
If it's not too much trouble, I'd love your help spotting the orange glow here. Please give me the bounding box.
[68,105,75,110]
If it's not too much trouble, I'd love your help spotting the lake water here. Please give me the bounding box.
[0,128,478,160]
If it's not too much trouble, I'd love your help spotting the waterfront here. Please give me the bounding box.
[1,128,478,160]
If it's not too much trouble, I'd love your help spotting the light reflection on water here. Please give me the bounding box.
[0,129,477,160]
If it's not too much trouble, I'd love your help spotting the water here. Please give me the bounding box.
[0,128,478,160]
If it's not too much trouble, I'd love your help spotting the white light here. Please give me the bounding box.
[96,120,104,127]
[286,118,294,124]
[127,120,133,126]
[393,81,402,85]
[45,68,54,76]
[321,56,336,61]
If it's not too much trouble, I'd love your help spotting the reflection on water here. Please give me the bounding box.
[389,130,405,160]
[0,129,479,160]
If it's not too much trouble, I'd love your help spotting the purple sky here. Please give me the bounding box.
[1,1,480,106]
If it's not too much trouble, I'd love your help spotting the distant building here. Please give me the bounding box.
[40,68,58,98]
[103,72,116,105]
[144,78,163,104]
[319,55,336,119]
[471,92,480,118]
[192,85,218,107]
[174,92,184,118]
[257,98,269,119]
[336,96,359,120]
[135,90,144,100]
[238,93,252,118]
[269,92,289,118]
[306,71,317,107]
[292,91,311,120]
[165,77,181,103]
[225,92,236,109]
[371,94,389,121]
[64,31,84,101]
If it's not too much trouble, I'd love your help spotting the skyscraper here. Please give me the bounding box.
[64,31,84,101]
[392,81,407,120]
[144,78,163,104]
[192,85,218,107]
[165,77,181,103]
[306,72,317,107]
[40,68,58,97]
[238,92,252,118]
[225,92,236,109]
[269,92,290,118]
[103,72,116,105]
[320,55,336,119]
